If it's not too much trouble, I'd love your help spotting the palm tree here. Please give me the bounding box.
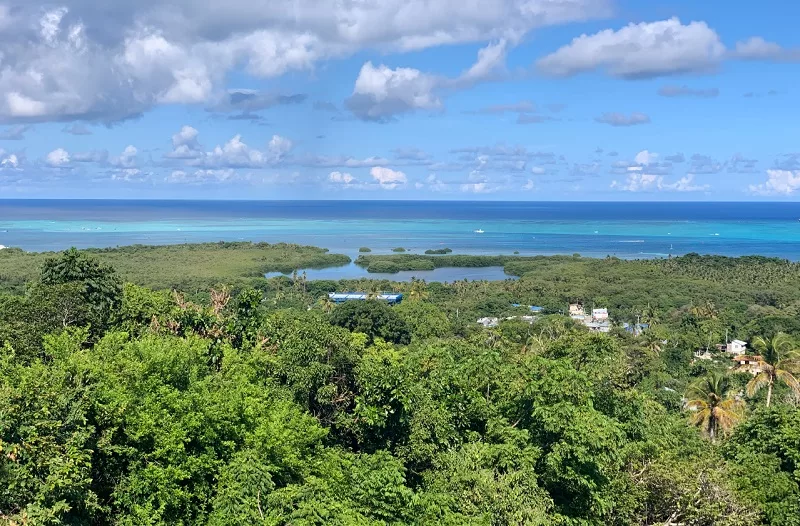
[685,372,743,443]
[408,277,429,302]
[747,333,800,407]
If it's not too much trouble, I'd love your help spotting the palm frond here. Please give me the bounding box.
[776,370,800,395]
[745,372,770,398]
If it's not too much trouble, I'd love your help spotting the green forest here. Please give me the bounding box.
[2,245,800,525]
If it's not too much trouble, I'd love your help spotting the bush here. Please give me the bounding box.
[424,248,453,255]
[392,247,406,253]
[359,247,372,253]
[329,300,411,345]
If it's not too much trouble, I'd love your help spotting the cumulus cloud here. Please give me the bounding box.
[346,38,515,120]
[328,171,355,184]
[345,62,443,121]
[595,112,650,127]
[166,125,203,159]
[370,166,407,189]
[0,152,21,171]
[0,1,608,124]
[0,125,31,140]
[46,148,71,167]
[658,85,719,98]
[749,170,800,196]
[111,145,138,168]
[195,134,292,168]
[461,182,499,194]
[612,173,708,193]
[537,18,725,78]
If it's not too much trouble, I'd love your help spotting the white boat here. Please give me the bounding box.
[474,229,485,234]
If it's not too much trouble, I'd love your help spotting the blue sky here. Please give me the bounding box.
[0,0,799,200]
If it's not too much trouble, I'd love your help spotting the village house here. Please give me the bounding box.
[569,303,585,318]
[727,339,748,355]
[733,354,764,374]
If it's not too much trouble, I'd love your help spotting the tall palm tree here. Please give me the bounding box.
[685,373,743,443]
[747,333,800,407]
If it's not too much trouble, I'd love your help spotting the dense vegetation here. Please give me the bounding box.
[424,248,453,255]
[0,242,350,293]
[2,246,800,524]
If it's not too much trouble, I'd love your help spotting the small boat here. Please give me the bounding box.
[474,229,485,234]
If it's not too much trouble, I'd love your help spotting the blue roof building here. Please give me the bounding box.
[329,292,403,305]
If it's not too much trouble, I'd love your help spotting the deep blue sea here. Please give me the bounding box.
[1,200,800,279]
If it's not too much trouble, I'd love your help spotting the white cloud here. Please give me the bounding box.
[346,38,517,120]
[0,152,21,170]
[370,166,407,189]
[611,173,660,192]
[345,62,442,121]
[461,182,497,193]
[659,174,709,192]
[166,125,202,159]
[749,170,800,196]
[634,150,657,165]
[329,171,356,185]
[111,145,138,168]
[523,179,535,191]
[612,172,709,193]
[192,134,293,168]
[0,0,609,123]
[111,168,148,182]
[531,166,547,175]
[537,18,725,78]
[46,148,71,167]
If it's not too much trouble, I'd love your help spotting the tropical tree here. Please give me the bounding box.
[686,373,743,443]
[747,333,800,407]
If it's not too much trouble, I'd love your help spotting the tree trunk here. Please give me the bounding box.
[766,379,773,407]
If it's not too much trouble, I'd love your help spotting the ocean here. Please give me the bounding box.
[2,201,800,278]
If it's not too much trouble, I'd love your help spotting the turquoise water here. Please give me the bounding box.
[2,200,800,262]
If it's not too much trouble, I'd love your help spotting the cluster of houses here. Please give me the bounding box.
[569,304,612,333]
[476,304,544,328]
[693,339,764,374]
[477,303,649,335]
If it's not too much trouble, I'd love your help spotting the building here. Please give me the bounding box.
[592,308,609,321]
[477,317,499,328]
[569,303,585,317]
[328,292,403,305]
[585,320,612,333]
[727,339,748,355]
[733,354,764,375]
[529,306,544,313]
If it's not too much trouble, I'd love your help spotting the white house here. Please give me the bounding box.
[592,308,609,321]
[727,339,747,355]
[477,317,499,328]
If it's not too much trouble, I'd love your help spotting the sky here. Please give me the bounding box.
[0,0,799,200]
